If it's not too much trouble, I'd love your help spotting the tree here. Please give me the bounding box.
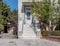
[32,0,59,31]
[7,9,18,24]
[0,0,11,33]
[0,0,18,35]
[7,9,18,37]
[56,0,60,30]
[0,14,4,33]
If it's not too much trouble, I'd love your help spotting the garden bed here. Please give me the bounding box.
[41,31,60,42]
[42,36,60,42]
[41,30,60,36]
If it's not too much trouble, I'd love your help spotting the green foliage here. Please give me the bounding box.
[13,35,18,39]
[0,14,4,24]
[32,0,51,23]
[0,14,4,32]
[0,0,18,33]
[0,24,4,32]
[7,9,18,23]
[0,0,11,32]
[32,0,60,30]
[41,31,60,36]
[58,0,60,5]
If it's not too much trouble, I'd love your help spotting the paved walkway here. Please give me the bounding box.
[0,39,60,46]
[22,17,37,39]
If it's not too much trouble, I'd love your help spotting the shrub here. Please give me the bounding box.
[13,35,18,39]
[0,24,4,33]
[41,30,60,36]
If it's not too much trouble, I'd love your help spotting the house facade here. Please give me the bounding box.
[18,0,43,37]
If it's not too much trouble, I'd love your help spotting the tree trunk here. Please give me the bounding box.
[46,26,49,31]
[53,25,57,31]
[49,20,52,30]
[40,22,46,31]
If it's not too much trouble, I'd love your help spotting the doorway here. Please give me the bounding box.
[25,7,31,20]
[27,12,30,20]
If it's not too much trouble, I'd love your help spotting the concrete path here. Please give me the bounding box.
[0,39,60,46]
[22,15,37,39]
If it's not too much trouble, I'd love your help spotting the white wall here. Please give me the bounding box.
[19,0,43,2]
[18,1,23,32]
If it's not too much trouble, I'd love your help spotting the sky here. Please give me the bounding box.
[3,0,18,11]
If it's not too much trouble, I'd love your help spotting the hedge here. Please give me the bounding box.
[41,30,60,36]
